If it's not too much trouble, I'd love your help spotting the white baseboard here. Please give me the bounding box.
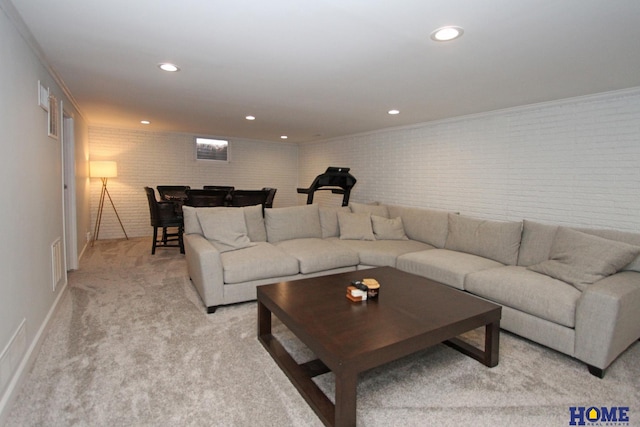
[77,240,90,265]
[0,279,69,425]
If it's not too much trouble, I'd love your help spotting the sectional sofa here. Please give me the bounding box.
[182,202,640,377]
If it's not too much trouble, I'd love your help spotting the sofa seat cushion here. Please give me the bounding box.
[465,266,582,328]
[221,242,299,284]
[396,249,503,290]
[333,238,434,267]
[274,238,359,274]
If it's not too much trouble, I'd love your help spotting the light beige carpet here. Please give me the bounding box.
[5,237,640,427]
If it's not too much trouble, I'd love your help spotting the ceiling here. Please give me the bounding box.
[9,0,640,143]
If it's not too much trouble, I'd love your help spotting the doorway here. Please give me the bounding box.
[62,109,78,270]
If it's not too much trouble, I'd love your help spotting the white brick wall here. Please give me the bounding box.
[299,88,640,232]
[90,88,640,240]
[89,128,299,239]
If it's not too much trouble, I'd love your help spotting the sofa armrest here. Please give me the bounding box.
[574,271,640,370]
[184,234,224,310]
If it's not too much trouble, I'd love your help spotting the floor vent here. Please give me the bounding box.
[51,238,63,292]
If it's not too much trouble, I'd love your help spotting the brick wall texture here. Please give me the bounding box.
[88,129,298,239]
[299,89,640,232]
[90,88,640,239]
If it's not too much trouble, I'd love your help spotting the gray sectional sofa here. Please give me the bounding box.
[182,202,640,377]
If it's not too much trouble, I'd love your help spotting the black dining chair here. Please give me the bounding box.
[262,187,277,208]
[203,185,235,192]
[184,189,231,207]
[157,185,190,202]
[144,187,184,254]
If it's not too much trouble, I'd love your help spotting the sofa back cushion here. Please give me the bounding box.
[517,220,558,266]
[244,204,267,242]
[265,204,322,243]
[319,206,351,238]
[349,201,389,218]
[182,205,201,235]
[519,220,640,272]
[386,204,450,248]
[444,213,523,265]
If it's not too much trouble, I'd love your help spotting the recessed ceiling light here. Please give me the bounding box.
[158,63,180,72]
[245,115,256,121]
[430,26,464,42]
[388,109,400,115]
[140,120,151,125]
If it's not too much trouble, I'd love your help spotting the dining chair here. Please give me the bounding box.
[157,185,190,202]
[203,185,235,192]
[263,187,277,208]
[144,187,184,254]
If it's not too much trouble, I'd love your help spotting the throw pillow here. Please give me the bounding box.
[197,208,254,253]
[371,215,408,240]
[527,227,640,291]
[337,212,375,240]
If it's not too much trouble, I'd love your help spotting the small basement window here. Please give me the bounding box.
[195,137,229,162]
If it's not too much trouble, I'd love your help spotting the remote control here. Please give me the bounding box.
[351,280,369,291]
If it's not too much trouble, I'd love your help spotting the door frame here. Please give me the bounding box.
[62,107,78,270]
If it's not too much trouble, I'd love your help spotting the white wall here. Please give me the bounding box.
[88,127,299,239]
[0,3,89,421]
[299,88,640,232]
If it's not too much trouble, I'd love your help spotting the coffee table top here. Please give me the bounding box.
[257,266,501,372]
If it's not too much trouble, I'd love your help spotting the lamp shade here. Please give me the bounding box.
[90,161,118,178]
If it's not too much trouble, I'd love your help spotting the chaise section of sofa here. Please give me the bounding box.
[463,219,640,376]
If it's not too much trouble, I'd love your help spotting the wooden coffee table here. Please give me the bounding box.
[257,266,501,426]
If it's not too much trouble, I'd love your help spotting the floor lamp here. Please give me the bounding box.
[90,161,128,246]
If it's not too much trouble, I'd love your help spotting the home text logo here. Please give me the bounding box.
[569,406,630,426]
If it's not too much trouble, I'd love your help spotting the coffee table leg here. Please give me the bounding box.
[334,371,357,427]
[258,300,271,337]
[444,318,500,368]
[485,320,500,368]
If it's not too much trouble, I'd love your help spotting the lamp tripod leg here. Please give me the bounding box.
[103,183,129,240]
[91,182,107,246]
